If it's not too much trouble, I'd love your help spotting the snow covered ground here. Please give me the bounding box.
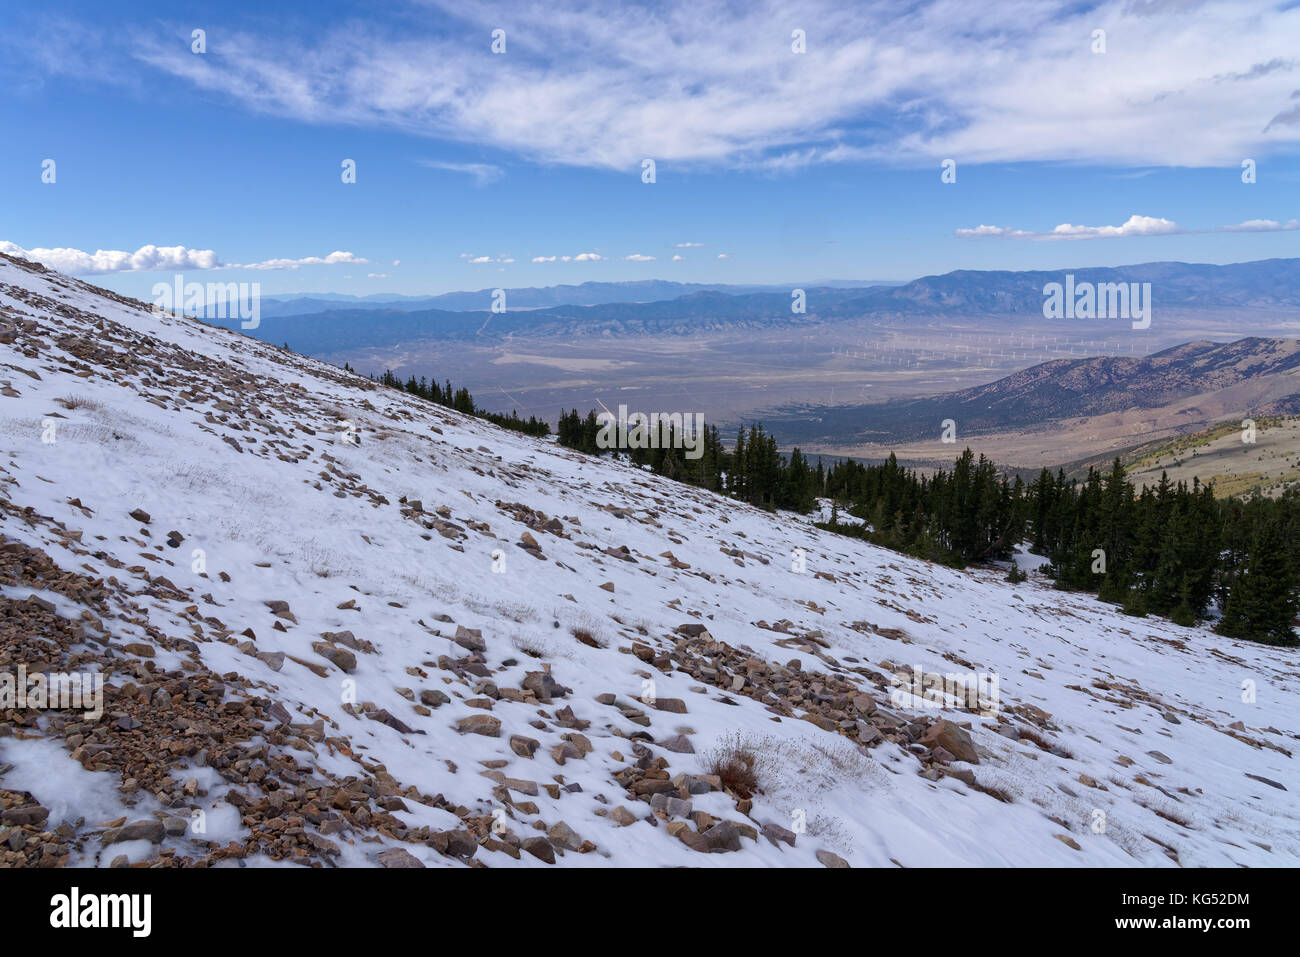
[0,252,1296,868]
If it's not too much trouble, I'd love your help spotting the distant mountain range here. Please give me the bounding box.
[816,258,1300,317]
[202,258,1300,352]
[254,278,903,318]
[207,286,883,350]
[763,337,1300,446]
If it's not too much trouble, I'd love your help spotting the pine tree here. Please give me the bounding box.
[1217,517,1299,645]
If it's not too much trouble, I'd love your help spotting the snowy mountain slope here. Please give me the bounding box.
[0,251,1296,868]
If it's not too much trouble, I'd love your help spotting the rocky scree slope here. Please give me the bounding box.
[0,251,1296,868]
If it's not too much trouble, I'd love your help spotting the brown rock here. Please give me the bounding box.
[456,714,501,736]
[547,820,584,851]
[816,849,850,868]
[312,641,356,673]
[919,719,979,764]
[510,734,539,758]
[453,626,485,653]
[377,847,425,868]
[522,836,555,864]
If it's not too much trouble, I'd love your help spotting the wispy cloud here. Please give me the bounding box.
[238,251,369,270]
[112,0,1300,171]
[1221,218,1300,232]
[416,159,504,185]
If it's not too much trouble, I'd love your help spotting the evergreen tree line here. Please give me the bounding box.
[369,369,551,437]
[556,412,821,512]
[821,451,1299,646]
[820,448,1023,567]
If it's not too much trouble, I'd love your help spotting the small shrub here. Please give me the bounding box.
[57,395,102,411]
[705,733,771,799]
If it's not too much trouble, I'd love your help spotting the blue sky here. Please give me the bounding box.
[2,0,1298,299]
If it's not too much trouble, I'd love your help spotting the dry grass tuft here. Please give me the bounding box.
[704,732,772,799]
[56,395,102,411]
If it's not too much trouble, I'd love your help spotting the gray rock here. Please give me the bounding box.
[762,821,797,848]
[522,670,563,701]
[1245,773,1286,791]
[1,806,49,827]
[101,819,164,846]
[704,821,742,852]
[453,626,485,653]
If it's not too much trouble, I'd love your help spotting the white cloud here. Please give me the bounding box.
[237,250,369,270]
[675,242,706,248]
[460,253,512,264]
[125,1,1300,170]
[952,225,1035,239]
[1046,216,1182,240]
[956,214,1300,240]
[716,253,730,260]
[392,259,401,266]
[0,241,371,275]
[0,241,221,275]
[367,272,388,278]
[530,252,606,263]
[672,254,684,261]
[622,253,655,261]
